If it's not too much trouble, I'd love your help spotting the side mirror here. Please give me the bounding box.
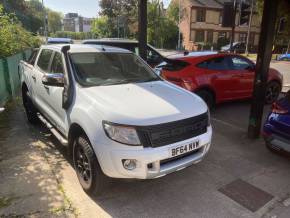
[42,73,64,87]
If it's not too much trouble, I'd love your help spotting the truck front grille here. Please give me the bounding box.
[137,113,208,148]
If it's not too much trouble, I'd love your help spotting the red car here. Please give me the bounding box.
[157,52,283,108]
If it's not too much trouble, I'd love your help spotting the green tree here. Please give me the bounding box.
[99,0,138,37]
[1,0,43,33]
[167,0,179,23]
[256,0,290,50]
[147,0,178,49]
[48,10,62,33]
[91,16,112,38]
[0,4,40,58]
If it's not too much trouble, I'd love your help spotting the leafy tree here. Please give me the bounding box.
[0,4,40,58]
[147,0,178,49]
[99,0,138,37]
[98,0,179,49]
[91,16,112,38]
[256,0,290,51]
[1,0,43,33]
[167,0,179,23]
[48,10,63,33]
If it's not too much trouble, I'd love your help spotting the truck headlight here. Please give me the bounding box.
[103,122,141,145]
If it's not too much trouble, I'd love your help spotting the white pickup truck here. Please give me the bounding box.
[19,44,212,195]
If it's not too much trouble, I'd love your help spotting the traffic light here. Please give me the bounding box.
[240,2,251,26]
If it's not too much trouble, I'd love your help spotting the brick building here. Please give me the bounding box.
[178,0,261,51]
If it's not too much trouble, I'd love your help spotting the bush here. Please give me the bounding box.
[51,31,96,40]
[0,5,41,58]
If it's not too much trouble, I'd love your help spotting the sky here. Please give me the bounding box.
[44,0,171,18]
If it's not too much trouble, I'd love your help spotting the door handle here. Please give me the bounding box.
[32,75,36,82]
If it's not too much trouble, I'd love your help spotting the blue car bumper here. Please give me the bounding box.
[264,132,290,152]
[264,120,290,153]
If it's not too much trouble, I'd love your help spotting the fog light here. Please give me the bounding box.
[122,159,137,170]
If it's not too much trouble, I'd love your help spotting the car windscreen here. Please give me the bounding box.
[70,52,161,87]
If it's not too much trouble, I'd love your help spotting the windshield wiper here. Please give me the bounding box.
[101,78,138,86]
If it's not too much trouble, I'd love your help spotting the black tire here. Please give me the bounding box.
[265,81,281,104]
[195,90,215,109]
[73,135,107,195]
[22,87,39,124]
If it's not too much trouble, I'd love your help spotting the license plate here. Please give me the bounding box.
[171,141,200,157]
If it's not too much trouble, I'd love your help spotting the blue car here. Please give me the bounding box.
[263,92,290,154]
[277,53,290,61]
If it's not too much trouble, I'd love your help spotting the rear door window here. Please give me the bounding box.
[37,49,53,72]
[50,52,64,74]
[197,57,231,70]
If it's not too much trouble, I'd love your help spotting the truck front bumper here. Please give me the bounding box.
[96,126,212,179]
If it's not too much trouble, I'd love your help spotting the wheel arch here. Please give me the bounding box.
[68,123,88,153]
[194,85,216,103]
[22,82,28,92]
[268,79,282,88]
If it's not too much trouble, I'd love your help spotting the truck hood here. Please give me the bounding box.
[81,81,207,125]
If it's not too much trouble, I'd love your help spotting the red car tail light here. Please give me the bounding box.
[272,102,288,114]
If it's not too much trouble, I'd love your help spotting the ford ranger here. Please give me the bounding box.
[19,44,212,195]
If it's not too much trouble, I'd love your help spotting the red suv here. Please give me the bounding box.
[157,52,283,108]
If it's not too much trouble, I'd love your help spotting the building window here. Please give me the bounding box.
[196,8,206,22]
[239,33,247,42]
[195,30,205,42]
[219,12,223,24]
[207,31,213,43]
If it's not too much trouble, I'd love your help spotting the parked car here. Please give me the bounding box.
[47,37,73,44]
[277,53,290,61]
[221,42,246,53]
[263,91,290,154]
[156,52,283,108]
[19,44,212,195]
[82,38,164,67]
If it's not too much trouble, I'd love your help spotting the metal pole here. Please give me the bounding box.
[177,0,181,50]
[138,0,147,61]
[42,0,48,44]
[248,0,279,139]
[245,0,254,55]
[230,0,237,52]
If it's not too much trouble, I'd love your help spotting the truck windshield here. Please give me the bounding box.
[70,52,161,86]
